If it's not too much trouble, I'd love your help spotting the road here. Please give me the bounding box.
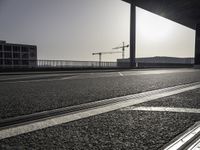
[0,68,200,149]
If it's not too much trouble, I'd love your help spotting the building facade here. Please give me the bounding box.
[0,40,37,68]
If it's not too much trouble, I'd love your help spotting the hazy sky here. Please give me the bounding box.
[0,0,196,61]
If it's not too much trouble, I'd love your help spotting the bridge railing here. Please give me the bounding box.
[0,59,194,69]
[0,59,118,68]
[37,60,118,68]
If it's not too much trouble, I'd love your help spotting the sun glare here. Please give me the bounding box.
[136,7,173,41]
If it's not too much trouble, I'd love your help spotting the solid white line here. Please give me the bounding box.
[121,107,200,114]
[1,82,200,140]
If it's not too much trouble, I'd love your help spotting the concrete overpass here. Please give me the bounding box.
[122,0,200,67]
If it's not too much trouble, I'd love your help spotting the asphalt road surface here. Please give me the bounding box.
[1,68,200,149]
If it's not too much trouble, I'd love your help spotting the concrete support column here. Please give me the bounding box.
[195,24,200,67]
[130,3,136,67]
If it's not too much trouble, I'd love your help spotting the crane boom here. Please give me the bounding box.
[113,45,129,49]
[92,51,122,55]
[112,42,129,59]
[92,51,122,65]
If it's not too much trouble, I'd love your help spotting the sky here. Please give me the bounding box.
[0,0,196,61]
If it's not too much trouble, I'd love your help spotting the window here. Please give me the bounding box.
[0,59,3,65]
[22,60,29,65]
[4,45,12,52]
[0,45,2,51]
[0,52,3,58]
[5,59,12,65]
[14,60,20,65]
[30,52,36,58]
[22,53,29,59]
[22,47,29,52]
[13,46,20,52]
[5,52,12,58]
[13,53,20,58]
[30,46,36,50]
[30,47,37,58]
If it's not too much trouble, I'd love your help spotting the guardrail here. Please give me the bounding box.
[37,60,117,68]
[0,59,118,68]
[0,59,194,71]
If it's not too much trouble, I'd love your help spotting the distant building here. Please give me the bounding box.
[117,57,194,67]
[136,57,194,64]
[0,40,37,68]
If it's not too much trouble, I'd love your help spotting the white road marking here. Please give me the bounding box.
[123,69,199,76]
[123,107,200,149]
[121,107,200,114]
[73,69,200,80]
[0,82,200,140]
[163,122,200,150]
[118,72,124,76]
[0,74,75,81]
[66,69,194,80]
[59,76,76,80]
[1,76,76,83]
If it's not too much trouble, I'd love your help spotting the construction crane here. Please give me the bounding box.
[92,51,122,64]
[113,42,129,59]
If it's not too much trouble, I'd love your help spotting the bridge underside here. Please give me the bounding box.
[122,0,200,67]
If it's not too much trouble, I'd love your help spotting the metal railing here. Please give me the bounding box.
[0,59,193,69]
[37,60,117,68]
[0,59,118,68]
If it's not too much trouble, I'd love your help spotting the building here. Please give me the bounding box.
[136,57,194,64]
[117,57,194,67]
[0,40,37,68]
